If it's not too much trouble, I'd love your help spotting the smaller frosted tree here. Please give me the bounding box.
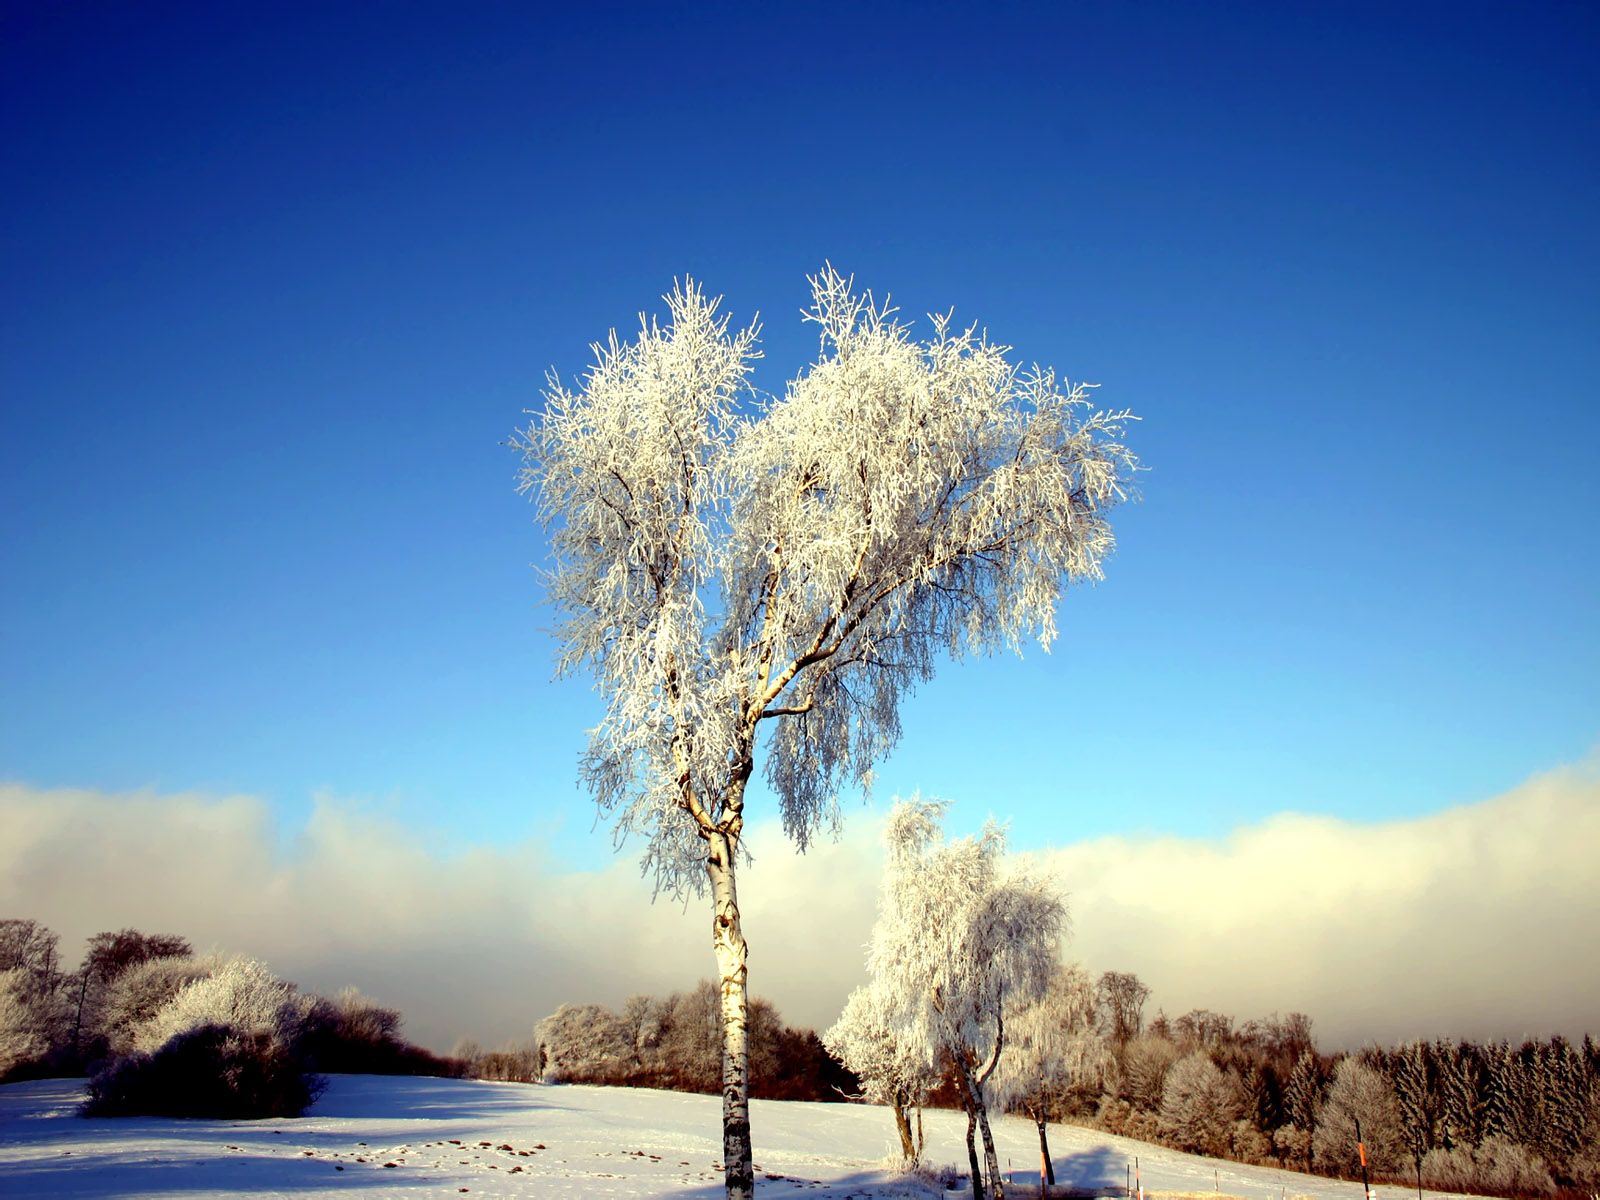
[864,798,1065,1200]
[988,961,1107,1192]
[824,981,938,1162]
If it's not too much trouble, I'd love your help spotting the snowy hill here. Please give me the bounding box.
[0,1074,1475,1199]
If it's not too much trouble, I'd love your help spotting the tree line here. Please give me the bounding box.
[0,917,459,1114]
[530,979,858,1102]
[1058,994,1598,1198]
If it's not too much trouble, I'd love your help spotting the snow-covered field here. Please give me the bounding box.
[0,1074,1469,1200]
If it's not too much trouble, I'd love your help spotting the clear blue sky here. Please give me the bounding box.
[3,2,1596,868]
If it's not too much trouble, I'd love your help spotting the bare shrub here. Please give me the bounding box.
[299,987,408,1074]
[1230,1119,1272,1165]
[1273,1124,1312,1170]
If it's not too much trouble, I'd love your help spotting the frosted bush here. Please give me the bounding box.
[133,958,308,1055]
[1419,1137,1555,1196]
[85,1022,323,1118]
[1472,1136,1555,1195]
[99,955,213,1053]
[87,957,322,1118]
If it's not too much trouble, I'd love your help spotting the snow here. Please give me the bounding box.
[0,1074,1475,1200]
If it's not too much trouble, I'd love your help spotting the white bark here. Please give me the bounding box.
[706,830,753,1199]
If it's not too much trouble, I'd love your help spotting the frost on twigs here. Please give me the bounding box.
[515,267,1139,898]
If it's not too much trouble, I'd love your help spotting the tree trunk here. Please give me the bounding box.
[891,1090,917,1162]
[965,1102,985,1200]
[1037,1115,1055,1189]
[977,1102,1004,1199]
[955,1052,1003,1199]
[706,829,754,1200]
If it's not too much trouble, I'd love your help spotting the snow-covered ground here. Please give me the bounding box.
[0,1074,1471,1200]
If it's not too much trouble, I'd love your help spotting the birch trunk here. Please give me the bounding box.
[965,1103,985,1200]
[977,1103,1004,1199]
[957,1051,1002,1200]
[891,1091,917,1162]
[706,828,754,1200]
[1036,1114,1055,1188]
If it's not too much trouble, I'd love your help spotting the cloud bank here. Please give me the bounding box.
[1,761,1595,1051]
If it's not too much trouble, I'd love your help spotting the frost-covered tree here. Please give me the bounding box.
[72,928,192,1050]
[1118,1032,1181,1111]
[535,1002,634,1083]
[1160,1050,1245,1155]
[988,961,1107,1189]
[824,981,938,1162]
[0,967,67,1079]
[0,923,70,1078]
[661,980,723,1091]
[0,920,60,984]
[1543,1036,1587,1165]
[863,798,1065,1199]
[516,268,1137,1199]
[1314,1056,1406,1177]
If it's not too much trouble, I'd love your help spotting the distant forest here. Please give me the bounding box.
[536,969,1599,1198]
[4,918,1595,1196]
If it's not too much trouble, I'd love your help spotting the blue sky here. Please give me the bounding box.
[3,2,1596,874]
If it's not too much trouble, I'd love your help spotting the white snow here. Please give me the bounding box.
[0,1074,1477,1200]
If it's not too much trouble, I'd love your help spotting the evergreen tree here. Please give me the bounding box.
[1284,1050,1324,1170]
[1545,1036,1586,1164]
[1242,1062,1281,1134]
[1392,1041,1435,1156]
[1438,1041,1484,1150]
[1484,1041,1521,1141]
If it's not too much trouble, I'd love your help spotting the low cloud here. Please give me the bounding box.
[1040,759,1600,1047]
[1,760,1595,1052]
